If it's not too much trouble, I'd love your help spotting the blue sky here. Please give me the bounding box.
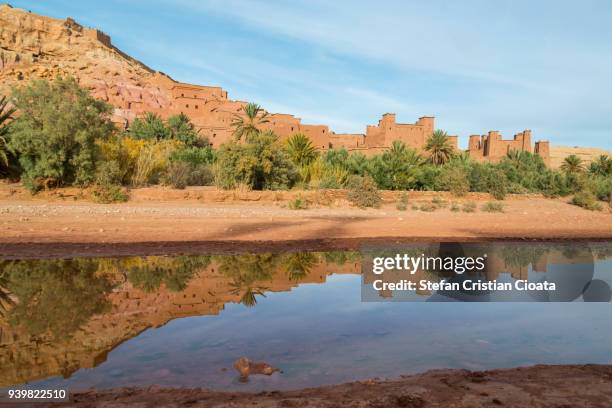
[10,0,612,149]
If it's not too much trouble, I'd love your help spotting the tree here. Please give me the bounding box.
[0,95,16,168]
[129,112,170,141]
[425,129,455,165]
[560,154,585,175]
[167,113,207,146]
[589,155,611,177]
[369,141,422,190]
[231,102,269,141]
[215,130,297,190]
[8,77,115,191]
[285,133,318,167]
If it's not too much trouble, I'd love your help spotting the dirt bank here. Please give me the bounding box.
[38,364,612,407]
[1,185,610,259]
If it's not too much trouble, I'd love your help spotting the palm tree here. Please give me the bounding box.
[588,155,611,176]
[560,154,585,175]
[425,130,455,165]
[231,102,269,141]
[0,96,16,167]
[285,133,318,167]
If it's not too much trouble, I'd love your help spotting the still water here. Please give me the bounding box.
[0,242,611,392]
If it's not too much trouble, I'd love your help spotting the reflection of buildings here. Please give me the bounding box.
[0,255,359,387]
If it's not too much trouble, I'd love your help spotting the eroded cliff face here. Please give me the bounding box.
[0,3,174,125]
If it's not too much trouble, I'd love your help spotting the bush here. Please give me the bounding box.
[214,131,297,190]
[396,193,409,211]
[346,175,381,208]
[131,140,178,186]
[481,201,504,213]
[431,196,448,208]
[462,201,477,213]
[162,161,190,189]
[419,202,437,212]
[8,77,115,191]
[571,191,603,211]
[288,195,309,210]
[440,165,469,196]
[486,168,508,200]
[450,202,460,212]
[92,183,129,203]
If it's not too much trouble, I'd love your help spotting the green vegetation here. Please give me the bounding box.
[481,201,504,213]
[8,77,115,191]
[0,77,609,211]
[571,191,602,211]
[425,129,455,165]
[462,201,477,213]
[396,192,409,211]
[288,195,309,210]
[346,174,382,208]
[231,102,269,141]
[214,130,297,190]
[419,202,437,212]
[0,95,16,170]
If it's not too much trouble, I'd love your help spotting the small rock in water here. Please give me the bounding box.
[233,357,279,381]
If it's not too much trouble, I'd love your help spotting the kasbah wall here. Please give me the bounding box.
[112,77,550,165]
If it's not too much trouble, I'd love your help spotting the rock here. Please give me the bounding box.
[233,357,279,380]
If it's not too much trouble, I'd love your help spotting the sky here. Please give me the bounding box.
[9,0,612,149]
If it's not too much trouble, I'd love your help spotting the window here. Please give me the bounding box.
[186,104,189,108]
[181,93,184,97]
[195,105,198,109]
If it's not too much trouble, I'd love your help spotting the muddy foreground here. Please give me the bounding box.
[36,364,612,407]
[1,185,611,258]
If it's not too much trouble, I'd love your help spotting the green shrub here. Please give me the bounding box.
[571,191,603,211]
[440,165,469,196]
[92,183,128,203]
[288,195,309,210]
[368,141,421,190]
[419,202,437,212]
[214,131,297,190]
[450,202,460,212]
[584,175,612,202]
[481,201,504,213]
[162,161,190,189]
[431,196,448,208]
[8,77,115,192]
[346,175,381,208]
[396,192,409,211]
[462,201,477,213]
[486,168,508,200]
[170,146,214,165]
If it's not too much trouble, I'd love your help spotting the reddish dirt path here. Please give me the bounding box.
[0,191,610,258]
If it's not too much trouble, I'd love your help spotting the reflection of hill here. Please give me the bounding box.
[0,252,360,387]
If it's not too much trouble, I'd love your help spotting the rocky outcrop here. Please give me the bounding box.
[0,3,173,126]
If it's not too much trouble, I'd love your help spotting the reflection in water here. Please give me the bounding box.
[0,243,610,391]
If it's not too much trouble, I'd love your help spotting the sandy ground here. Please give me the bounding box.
[0,185,611,258]
[35,364,612,407]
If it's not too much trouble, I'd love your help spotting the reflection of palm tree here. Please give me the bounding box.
[229,281,268,307]
[0,274,16,319]
[282,252,319,282]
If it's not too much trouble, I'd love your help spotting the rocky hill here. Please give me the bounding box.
[0,3,176,125]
